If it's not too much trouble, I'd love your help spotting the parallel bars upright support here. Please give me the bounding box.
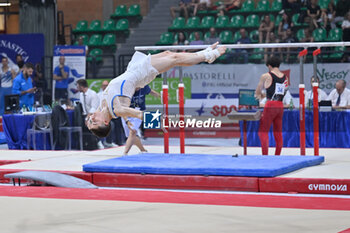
[298,49,307,156]
[312,48,321,156]
[312,83,319,156]
[162,72,169,154]
[178,67,185,154]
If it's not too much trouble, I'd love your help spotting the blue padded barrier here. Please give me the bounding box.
[0,132,6,144]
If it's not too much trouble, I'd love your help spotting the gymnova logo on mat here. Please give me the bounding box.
[308,184,347,192]
[143,110,222,129]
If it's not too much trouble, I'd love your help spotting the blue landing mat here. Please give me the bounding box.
[83,154,325,177]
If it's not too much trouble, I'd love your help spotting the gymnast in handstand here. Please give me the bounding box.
[86,42,227,138]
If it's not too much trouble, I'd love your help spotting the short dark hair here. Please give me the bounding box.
[77,79,88,88]
[266,56,281,68]
[90,122,111,138]
[24,62,34,69]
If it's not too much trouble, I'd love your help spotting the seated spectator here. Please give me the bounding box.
[225,0,241,11]
[327,79,350,109]
[217,8,225,17]
[342,12,350,41]
[278,13,294,41]
[282,28,298,63]
[198,0,211,11]
[204,27,221,44]
[259,15,274,43]
[188,0,207,16]
[296,29,313,62]
[299,28,314,42]
[321,1,336,29]
[0,57,17,115]
[265,32,280,61]
[301,0,311,7]
[333,0,350,27]
[306,0,321,30]
[190,31,204,45]
[236,28,251,44]
[283,28,298,43]
[77,35,89,53]
[226,28,252,64]
[217,0,241,12]
[281,0,302,15]
[174,31,189,45]
[12,63,36,108]
[187,0,198,17]
[77,36,84,46]
[305,76,328,108]
[170,0,192,20]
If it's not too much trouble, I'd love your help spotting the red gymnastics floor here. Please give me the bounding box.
[0,146,349,195]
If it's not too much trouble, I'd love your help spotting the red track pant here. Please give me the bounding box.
[258,101,284,155]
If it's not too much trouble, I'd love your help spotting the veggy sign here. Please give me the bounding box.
[318,68,350,91]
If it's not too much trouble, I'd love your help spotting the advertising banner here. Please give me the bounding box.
[165,63,350,97]
[53,45,86,101]
[184,98,238,123]
[146,77,192,104]
[0,33,44,67]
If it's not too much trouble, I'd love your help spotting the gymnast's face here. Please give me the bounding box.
[86,100,111,130]
[86,110,108,130]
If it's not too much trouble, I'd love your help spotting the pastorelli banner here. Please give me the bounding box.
[53,45,86,100]
[165,63,350,98]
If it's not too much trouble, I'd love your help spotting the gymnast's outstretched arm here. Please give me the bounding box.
[112,96,143,120]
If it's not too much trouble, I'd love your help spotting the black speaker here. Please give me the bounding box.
[4,94,20,113]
